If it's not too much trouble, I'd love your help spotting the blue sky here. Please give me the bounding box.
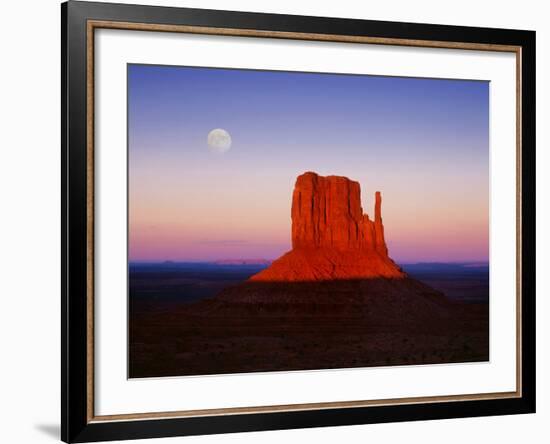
[128,64,489,262]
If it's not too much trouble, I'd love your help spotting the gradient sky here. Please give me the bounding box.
[128,64,489,263]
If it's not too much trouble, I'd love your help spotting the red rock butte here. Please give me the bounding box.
[250,172,405,281]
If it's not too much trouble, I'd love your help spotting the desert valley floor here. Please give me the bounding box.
[129,262,489,378]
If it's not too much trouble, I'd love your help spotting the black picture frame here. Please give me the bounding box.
[62,1,536,442]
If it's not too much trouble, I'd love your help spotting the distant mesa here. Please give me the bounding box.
[214,259,272,266]
[250,171,405,281]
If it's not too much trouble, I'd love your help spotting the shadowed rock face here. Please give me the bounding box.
[191,277,450,319]
[251,172,404,281]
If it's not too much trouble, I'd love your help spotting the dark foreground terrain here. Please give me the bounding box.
[129,262,489,378]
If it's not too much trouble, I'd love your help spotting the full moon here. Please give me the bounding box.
[207,128,232,153]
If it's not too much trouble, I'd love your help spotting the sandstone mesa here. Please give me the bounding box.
[250,171,405,281]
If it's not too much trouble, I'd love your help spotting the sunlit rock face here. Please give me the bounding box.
[291,172,386,253]
[250,172,405,282]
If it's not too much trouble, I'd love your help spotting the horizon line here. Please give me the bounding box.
[128,259,490,265]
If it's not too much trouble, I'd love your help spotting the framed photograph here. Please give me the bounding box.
[61,1,536,442]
